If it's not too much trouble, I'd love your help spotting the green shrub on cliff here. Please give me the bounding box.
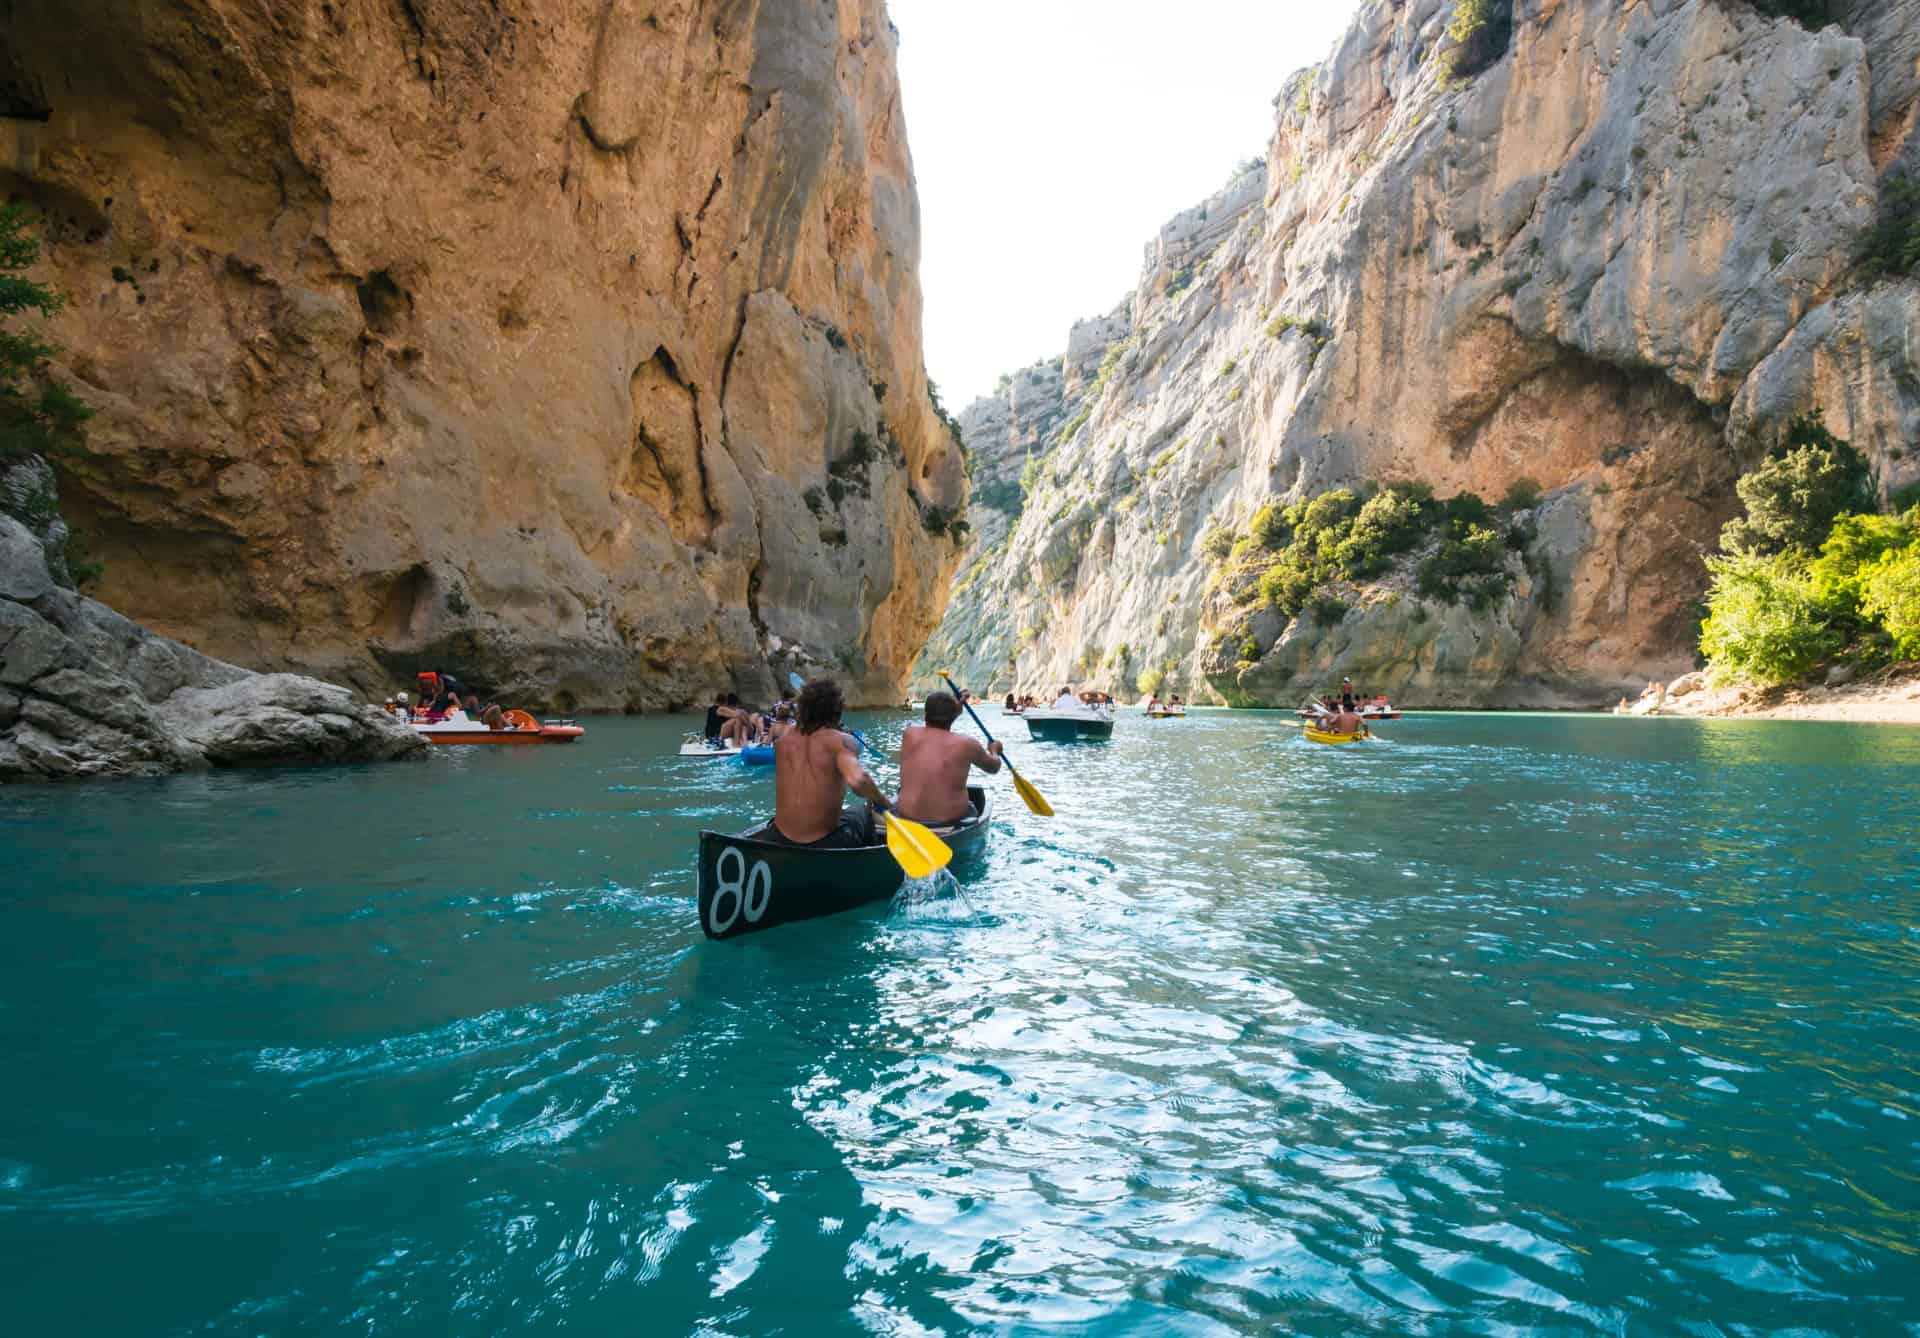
[1742,1,1836,30]
[1248,502,1291,551]
[1860,174,1920,279]
[1440,0,1514,86]
[1019,451,1051,496]
[1200,525,1237,562]
[1333,489,1428,574]
[1417,521,1511,610]
[1240,482,1516,617]
[0,204,92,466]
[1257,551,1321,615]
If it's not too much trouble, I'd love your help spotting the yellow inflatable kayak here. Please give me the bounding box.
[1303,726,1370,745]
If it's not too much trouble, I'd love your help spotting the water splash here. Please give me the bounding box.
[886,869,984,926]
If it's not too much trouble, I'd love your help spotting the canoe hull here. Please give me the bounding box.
[696,787,992,940]
[1303,727,1369,745]
[1025,715,1113,743]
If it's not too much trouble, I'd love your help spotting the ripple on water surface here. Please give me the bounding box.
[1,710,1917,1334]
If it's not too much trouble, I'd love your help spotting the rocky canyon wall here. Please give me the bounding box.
[917,0,1920,708]
[0,0,965,710]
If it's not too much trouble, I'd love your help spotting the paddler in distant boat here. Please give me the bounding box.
[895,691,1002,827]
[768,678,898,848]
[768,699,797,741]
[1330,702,1370,738]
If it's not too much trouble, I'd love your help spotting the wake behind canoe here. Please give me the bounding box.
[696,786,993,939]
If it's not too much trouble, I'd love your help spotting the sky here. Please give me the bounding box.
[891,0,1365,410]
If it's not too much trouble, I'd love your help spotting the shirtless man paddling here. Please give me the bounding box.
[770,678,896,848]
[896,691,1002,826]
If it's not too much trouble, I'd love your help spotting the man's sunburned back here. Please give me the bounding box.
[896,725,987,825]
[773,727,854,843]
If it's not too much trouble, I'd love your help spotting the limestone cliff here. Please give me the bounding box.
[0,0,964,710]
[917,0,1920,708]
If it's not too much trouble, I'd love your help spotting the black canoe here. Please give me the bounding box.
[696,787,993,940]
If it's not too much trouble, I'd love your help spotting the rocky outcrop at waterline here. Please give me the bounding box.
[916,0,1920,708]
[2,506,419,782]
[1,0,964,710]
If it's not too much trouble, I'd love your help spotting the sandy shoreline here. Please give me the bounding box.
[1650,666,1920,725]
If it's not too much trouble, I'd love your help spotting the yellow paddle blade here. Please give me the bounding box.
[885,814,953,879]
[1011,768,1053,817]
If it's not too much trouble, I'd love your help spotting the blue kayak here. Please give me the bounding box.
[738,745,775,767]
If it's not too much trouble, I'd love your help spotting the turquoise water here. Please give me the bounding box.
[2,710,1917,1335]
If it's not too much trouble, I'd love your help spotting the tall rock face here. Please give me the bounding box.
[917,0,1920,708]
[0,0,965,710]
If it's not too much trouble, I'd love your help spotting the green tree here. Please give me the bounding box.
[1720,416,1875,556]
[1807,509,1917,616]
[1699,552,1842,685]
[0,203,91,465]
[1861,549,1920,659]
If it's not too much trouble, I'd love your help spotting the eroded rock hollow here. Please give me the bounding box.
[2,0,966,709]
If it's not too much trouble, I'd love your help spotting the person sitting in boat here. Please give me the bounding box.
[1004,693,1017,711]
[718,693,755,748]
[768,701,797,741]
[895,691,1002,828]
[1170,694,1185,712]
[1053,686,1078,710]
[768,677,897,849]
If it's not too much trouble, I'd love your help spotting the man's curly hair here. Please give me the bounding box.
[796,678,844,734]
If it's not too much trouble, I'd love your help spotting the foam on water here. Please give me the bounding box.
[885,869,986,927]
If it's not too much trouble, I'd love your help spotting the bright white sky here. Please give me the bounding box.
[891,0,1365,410]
